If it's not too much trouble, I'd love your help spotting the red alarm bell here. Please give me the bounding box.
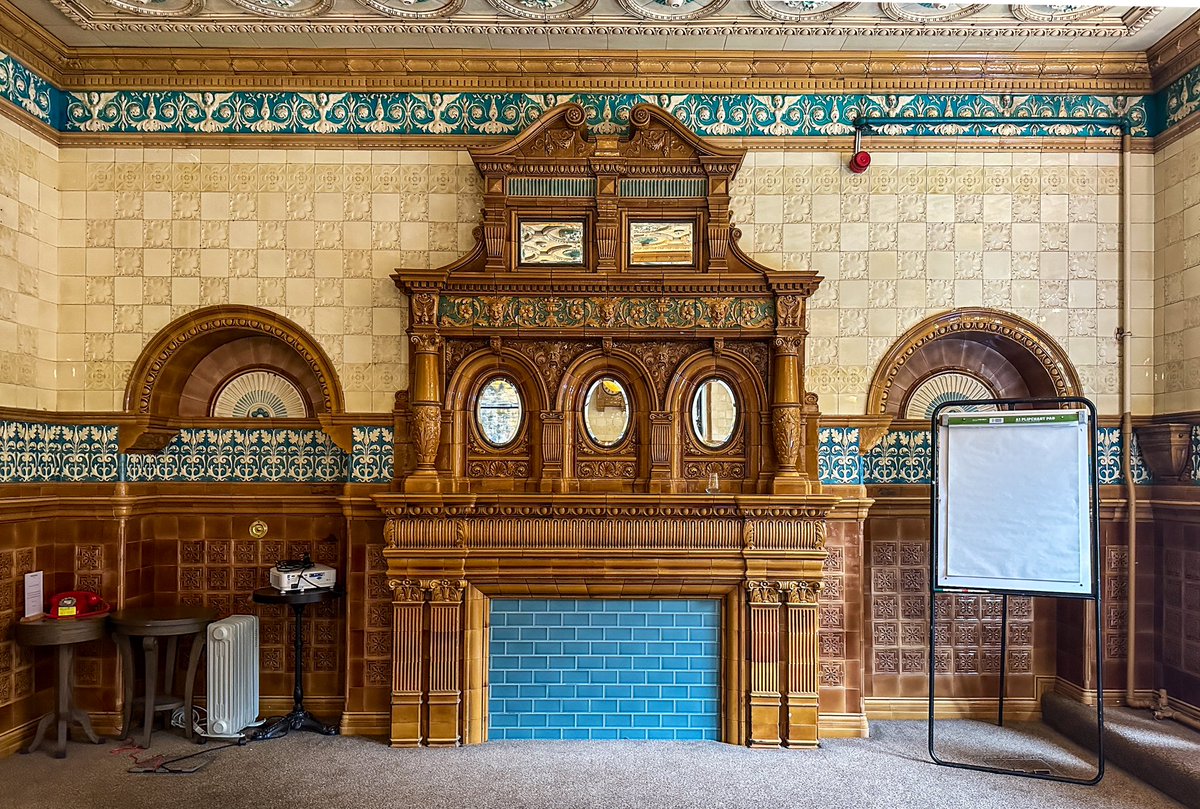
[848,125,871,174]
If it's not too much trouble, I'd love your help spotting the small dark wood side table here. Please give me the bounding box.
[15,616,106,758]
[250,586,342,739]
[109,605,218,748]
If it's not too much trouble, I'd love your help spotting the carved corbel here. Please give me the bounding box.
[1134,423,1194,482]
[118,416,181,454]
[388,578,425,603]
[747,580,783,604]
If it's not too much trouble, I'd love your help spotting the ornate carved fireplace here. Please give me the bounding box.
[376,104,834,748]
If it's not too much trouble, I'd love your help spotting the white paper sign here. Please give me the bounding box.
[24,571,43,619]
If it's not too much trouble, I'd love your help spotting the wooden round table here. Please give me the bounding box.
[109,605,218,747]
[15,616,107,758]
[250,586,342,739]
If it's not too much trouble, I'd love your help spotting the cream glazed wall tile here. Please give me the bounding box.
[58,147,482,413]
[0,119,58,411]
[732,149,1154,416]
[1154,128,1200,416]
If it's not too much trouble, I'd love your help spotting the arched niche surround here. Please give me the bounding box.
[121,305,348,452]
[444,347,548,492]
[867,307,1083,418]
[666,347,769,493]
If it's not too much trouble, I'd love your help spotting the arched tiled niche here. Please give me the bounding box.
[867,308,1082,419]
[121,305,346,452]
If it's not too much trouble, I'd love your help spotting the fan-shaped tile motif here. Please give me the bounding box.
[211,370,308,419]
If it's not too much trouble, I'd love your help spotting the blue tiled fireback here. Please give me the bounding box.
[488,599,721,741]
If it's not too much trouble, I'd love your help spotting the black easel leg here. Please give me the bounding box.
[998,594,1008,728]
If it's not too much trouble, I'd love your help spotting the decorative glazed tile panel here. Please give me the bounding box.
[1096,426,1152,485]
[488,599,720,741]
[123,428,348,482]
[349,426,394,483]
[861,430,932,485]
[1163,60,1200,130]
[0,422,120,482]
[817,427,862,485]
[61,90,1154,138]
[438,295,774,330]
[0,53,57,128]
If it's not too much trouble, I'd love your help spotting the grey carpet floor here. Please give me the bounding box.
[0,720,1181,809]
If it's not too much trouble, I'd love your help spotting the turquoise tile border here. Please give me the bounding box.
[349,426,393,484]
[0,421,119,482]
[817,426,862,485]
[488,599,721,742]
[61,90,1153,138]
[123,428,348,482]
[0,52,57,129]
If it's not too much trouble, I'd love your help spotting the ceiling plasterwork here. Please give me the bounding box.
[36,0,1164,38]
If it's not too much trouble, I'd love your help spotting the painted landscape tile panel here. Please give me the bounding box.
[629,220,695,265]
[519,220,585,265]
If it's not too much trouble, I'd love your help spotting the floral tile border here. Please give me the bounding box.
[349,426,393,484]
[818,427,862,485]
[0,421,119,482]
[123,428,349,483]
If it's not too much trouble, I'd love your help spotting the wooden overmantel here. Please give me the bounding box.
[378,103,833,750]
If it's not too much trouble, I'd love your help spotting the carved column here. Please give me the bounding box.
[424,578,465,746]
[782,580,821,748]
[771,334,809,494]
[649,411,674,492]
[701,158,739,272]
[476,161,511,272]
[407,333,443,493]
[388,579,425,747]
[539,412,565,493]
[591,143,621,272]
[747,580,783,747]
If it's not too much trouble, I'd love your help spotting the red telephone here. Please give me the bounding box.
[49,591,111,620]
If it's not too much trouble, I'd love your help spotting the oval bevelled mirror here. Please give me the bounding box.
[691,377,738,449]
[583,376,631,448]
[475,376,524,448]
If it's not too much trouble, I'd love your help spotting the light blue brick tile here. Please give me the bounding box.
[675,671,703,685]
[577,655,604,669]
[507,699,533,713]
[617,670,647,684]
[604,656,633,670]
[547,627,576,641]
[577,601,605,612]
[492,627,520,640]
[675,699,703,713]
[591,641,618,655]
[633,685,661,699]
[640,601,662,612]
[562,729,591,740]
[689,713,717,729]
[604,713,633,728]
[548,685,574,698]
[676,728,711,740]
[521,626,548,640]
[618,612,648,627]
[507,641,534,655]
[673,641,702,657]
[661,656,688,670]
[603,685,631,699]
[502,728,534,739]
[689,686,720,701]
[590,729,619,740]
[607,627,633,641]
[561,670,590,684]
[647,670,674,684]
[532,670,562,684]
[662,714,690,728]
[592,670,619,684]
[674,614,704,627]
[536,612,563,626]
[577,714,605,728]
[522,685,547,700]
[689,656,714,670]
[647,729,676,740]
[590,613,618,627]
[633,714,661,728]
[493,655,520,669]
[700,612,720,627]
[661,628,689,641]
[700,700,719,715]
[490,712,518,728]
[491,684,519,699]
[548,655,575,670]
[505,613,534,626]
[618,699,646,713]
[617,729,647,740]
[661,685,688,699]
[576,627,604,640]
[531,729,562,740]
[646,642,674,655]
[699,670,719,685]
[699,642,720,656]
[520,656,549,670]
[618,642,647,656]
[507,669,533,684]
[646,699,673,713]
[533,699,562,713]
[561,699,589,712]
[546,713,575,727]
[632,628,659,640]
[604,601,633,612]
[589,699,617,713]
[576,684,603,698]
[519,599,549,612]
[562,641,590,655]
[518,713,548,728]
[535,642,563,655]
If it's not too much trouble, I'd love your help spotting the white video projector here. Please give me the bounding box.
[270,561,337,592]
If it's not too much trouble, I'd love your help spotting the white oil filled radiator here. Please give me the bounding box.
[206,615,260,738]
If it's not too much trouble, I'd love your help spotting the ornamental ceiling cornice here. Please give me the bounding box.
[1147,8,1200,91]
